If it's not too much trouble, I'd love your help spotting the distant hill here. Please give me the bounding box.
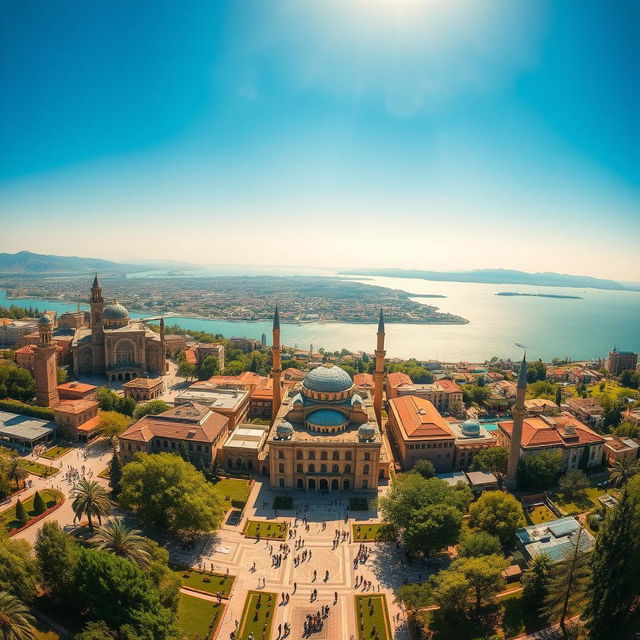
[340,268,638,292]
[0,251,143,274]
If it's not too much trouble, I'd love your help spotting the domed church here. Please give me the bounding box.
[266,307,391,492]
[71,275,167,380]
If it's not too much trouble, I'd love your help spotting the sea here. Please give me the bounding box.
[1,270,639,363]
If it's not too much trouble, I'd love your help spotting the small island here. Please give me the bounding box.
[495,292,582,299]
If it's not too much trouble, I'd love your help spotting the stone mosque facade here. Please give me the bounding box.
[71,276,167,381]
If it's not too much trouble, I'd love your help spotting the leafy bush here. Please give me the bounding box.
[0,398,54,420]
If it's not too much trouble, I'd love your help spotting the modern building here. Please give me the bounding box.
[193,343,225,369]
[222,423,271,472]
[163,334,187,353]
[71,276,167,381]
[386,395,456,472]
[174,384,250,427]
[516,517,594,563]
[123,377,165,402]
[0,319,38,347]
[118,402,230,465]
[265,309,390,492]
[606,348,638,376]
[0,410,57,450]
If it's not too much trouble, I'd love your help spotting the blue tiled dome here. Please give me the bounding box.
[303,364,352,393]
[276,421,294,439]
[103,301,129,320]
[461,419,481,437]
[306,409,348,428]
[358,423,376,441]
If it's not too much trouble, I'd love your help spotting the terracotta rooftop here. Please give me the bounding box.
[387,371,413,389]
[76,416,100,432]
[436,379,462,394]
[57,381,97,394]
[122,377,163,389]
[498,413,604,448]
[54,399,98,414]
[354,373,374,387]
[388,396,455,440]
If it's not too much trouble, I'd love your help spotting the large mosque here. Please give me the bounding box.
[71,276,167,380]
[265,307,391,492]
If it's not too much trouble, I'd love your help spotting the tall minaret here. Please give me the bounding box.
[89,274,105,374]
[373,308,386,426]
[506,353,528,489]
[159,316,167,373]
[271,305,282,422]
[34,314,59,407]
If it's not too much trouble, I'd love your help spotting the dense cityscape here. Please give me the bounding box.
[0,274,639,640]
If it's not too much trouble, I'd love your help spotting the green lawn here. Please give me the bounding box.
[550,486,613,515]
[244,520,287,540]
[524,503,557,525]
[41,445,74,460]
[18,459,58,477]
[355,594,392,640]
[352,523,394,542]
[177,592,225,640]
[237,590,276,640]
[171,566,235,597]
[349,498,370,511]
[210,477,251,510]
[273,496,294,510]
[0,489,63,532]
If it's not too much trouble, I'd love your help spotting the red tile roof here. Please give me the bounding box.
[436,379,462,394]
[354,373,374,387]
[54,399,98,414]
[387,372,413,388]
[498,413,604,448]
[76,416,101,433]
[57,381,97,394]
[389,396,455,440]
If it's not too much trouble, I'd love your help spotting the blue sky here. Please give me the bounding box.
[1,0,638,279]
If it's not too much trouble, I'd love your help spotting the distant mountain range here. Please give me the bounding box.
[0,251,142,275]
[341,268,640,292]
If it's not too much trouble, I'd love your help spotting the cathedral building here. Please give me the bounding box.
[71,276,167,381]
[265,309,391,492]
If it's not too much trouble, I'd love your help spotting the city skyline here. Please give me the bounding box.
[1,0,639,280]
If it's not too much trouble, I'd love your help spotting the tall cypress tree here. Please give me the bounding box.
[585,489,638,639]
[108,452,122,498]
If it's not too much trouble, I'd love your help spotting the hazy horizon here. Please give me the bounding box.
[2,1,639,280]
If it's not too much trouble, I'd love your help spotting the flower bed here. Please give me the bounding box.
[352,523,393,542]
[171,566,235,598]
[18,459,58,477]
[243,520,287,540]
[41,445,74,460]
[355,594,392,640]
[177,592,225,640]
[237,590,276,640]
[1,489,64,535]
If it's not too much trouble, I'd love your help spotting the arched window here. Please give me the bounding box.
[320,464,327,473]
[115,340,134,365]
[332,464,339,473]
[308,451,316,460]
[344,464,351,474]
[345,451,352,461]
[363,464,370,474]
[332,451,340,460]
[320,450,328,460]
[308,464,316,473]
[278,463,285,473]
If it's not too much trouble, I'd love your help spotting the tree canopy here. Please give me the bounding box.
[468,490,525,544]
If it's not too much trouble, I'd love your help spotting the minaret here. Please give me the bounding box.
[89,274,105,374]
[373,308,386,426]
[271,305,282,422]
[34,315,59,407]
[506,353,528,489]
[159,316,167,373]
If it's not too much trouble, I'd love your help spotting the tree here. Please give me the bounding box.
[584,489,637,639]
[404,504,463,556]
[395,582,431,614]
[518,450,563,489]
[56,367,68,385]
[197,355,220,380]
[527,360,547,383]
[609,457,639,487]
[430,569,471,617]
[521,552,552,613]
[132,400,170,420]
[177,442,191,463]
[96,387,120,411]
[32,491,45,516]
[108,452,122,497]
[75,621,118,640]
[74,549,175,640]
[458,531,502,558]
[461,385,491,407]
[35,522,79,604]
[0,591,36,640]
[472,447,508,488]
[451,554,508,614]
[70,478,112,532]
[2,454,28,491]
[177,361,196,381]
[118,453,225,536]
[558,469,588,500]
[412,459,435,479]
[5,368,35,403]
[91,518,152,569]
[555,385,563,407]
[14,499,27,526]
[0,537,38,603]
[618,369,639,390]
[542,525,590,635]
[469,491,525,545]
[97,411,133,449]
[116,396,137,417]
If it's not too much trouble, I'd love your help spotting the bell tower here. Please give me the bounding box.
[89,274,105,375]
[506,353,528,489]
[271,305,282,422]
[34,315,59,407]
[373,308,386,426]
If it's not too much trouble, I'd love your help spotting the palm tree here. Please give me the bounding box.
[609,457,639,487]
[91,518,151,568]
[0,591,37,640]
[2,456,28,491]
[70,478,111,532]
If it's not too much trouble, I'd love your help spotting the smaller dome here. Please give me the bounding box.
[303,364,353,393]
[292,393,304,406]
[358,423,376,441]
[275,422,294,439]
[38,314,52,325]
[306,409,347,428]
[351,394,363,406]
[461,419,481,437]
[103,301,129,320]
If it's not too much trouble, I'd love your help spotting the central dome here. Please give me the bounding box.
[303,364,353,393]
[103,301,129,320]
